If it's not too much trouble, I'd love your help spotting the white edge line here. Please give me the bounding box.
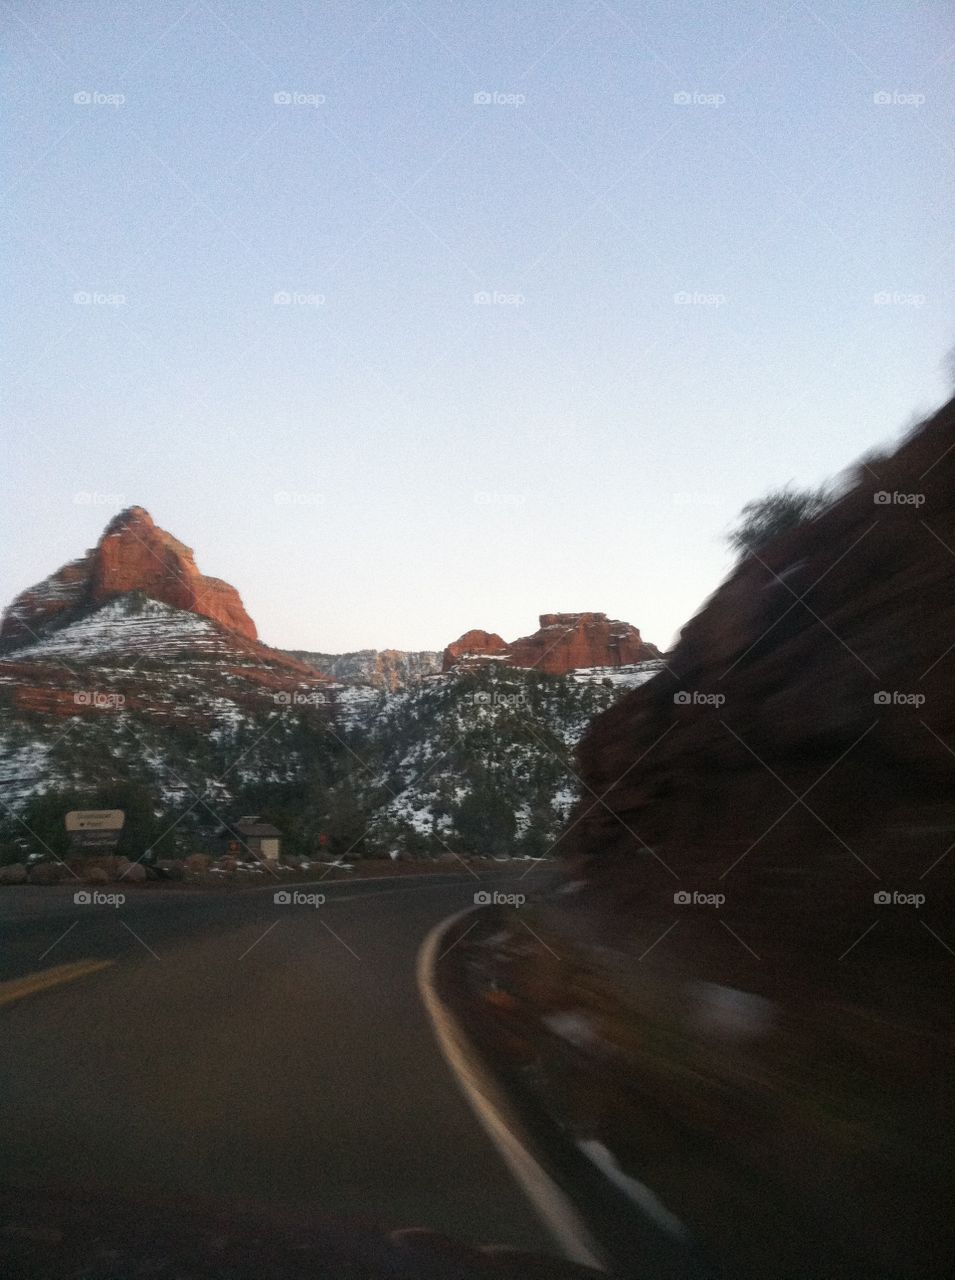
[416,906,607,1272]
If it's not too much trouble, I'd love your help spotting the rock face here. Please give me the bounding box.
[1,507,257,647]
[441,629,510,670]
[442,613,659,674]
[289,648,443,691]
[0,518,335,785]
[564,395,955,952]
[553,399,955,1280]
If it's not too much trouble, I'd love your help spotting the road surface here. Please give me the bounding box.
[0,874,557,1257]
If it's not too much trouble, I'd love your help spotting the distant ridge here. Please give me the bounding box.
[288,649,442,691]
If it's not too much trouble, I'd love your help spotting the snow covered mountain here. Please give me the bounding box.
[0,509,666,862]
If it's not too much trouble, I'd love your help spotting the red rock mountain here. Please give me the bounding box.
[442,612,660,674]
[1,507,257,647]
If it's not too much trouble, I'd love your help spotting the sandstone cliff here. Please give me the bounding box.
[442,612,660,674]
[1,507,257,646]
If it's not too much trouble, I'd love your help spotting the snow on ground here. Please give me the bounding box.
[570,660,666,688]
[332,683,385,728]
[9,597,224,660]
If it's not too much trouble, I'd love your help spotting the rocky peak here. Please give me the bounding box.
[1,508,257,647]
[441,629,510,672]
[442,614,659,674]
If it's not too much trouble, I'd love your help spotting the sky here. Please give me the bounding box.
[4,1,954,653]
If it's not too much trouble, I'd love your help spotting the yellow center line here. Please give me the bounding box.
[0,959,114,1009]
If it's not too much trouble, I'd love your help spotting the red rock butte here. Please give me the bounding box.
[1,506,258,646]
[442,612,660,675]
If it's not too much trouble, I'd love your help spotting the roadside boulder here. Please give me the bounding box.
[0,863,28,884]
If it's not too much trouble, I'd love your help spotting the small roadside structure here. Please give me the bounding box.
[220,816,282,862]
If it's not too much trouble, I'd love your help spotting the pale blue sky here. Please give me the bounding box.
[4,2,953,651]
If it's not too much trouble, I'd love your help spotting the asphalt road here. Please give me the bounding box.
[0,874,557,1257]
